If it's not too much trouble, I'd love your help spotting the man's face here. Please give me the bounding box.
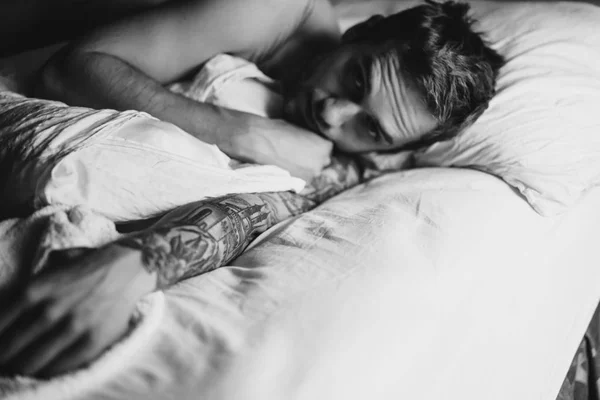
[283,43,438,153]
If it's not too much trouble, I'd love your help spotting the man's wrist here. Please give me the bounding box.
[218,111,271,163]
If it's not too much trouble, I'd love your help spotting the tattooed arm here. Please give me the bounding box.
[0,191,317,377]
[0,154,367,377]
[119,191,315,289]
[118,153,363,289]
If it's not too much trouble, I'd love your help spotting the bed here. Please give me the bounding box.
[2,167,599,400]
[1,0,600,399]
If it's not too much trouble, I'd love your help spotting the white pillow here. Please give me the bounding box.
[338,0,600,216]
[412,1,600,216]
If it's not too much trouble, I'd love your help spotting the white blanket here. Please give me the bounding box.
[2,167,599,400]
[0,92,305,222]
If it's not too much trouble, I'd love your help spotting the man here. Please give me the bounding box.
[0,0,502,378]
[37,0,502,180]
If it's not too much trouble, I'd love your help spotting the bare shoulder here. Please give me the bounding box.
[73,0,332,83]
[258,0,341,79]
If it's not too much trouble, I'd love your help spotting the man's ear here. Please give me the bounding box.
[342,14,385,43]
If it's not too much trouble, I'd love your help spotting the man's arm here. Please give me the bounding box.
[117,153,362,289]
[0,192,314,378]
[0,154,362,378]
[36,0,340,178]
[119,191,316,289]
[36,0,305,148]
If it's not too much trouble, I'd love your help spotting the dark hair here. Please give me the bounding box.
[343,0,505,147]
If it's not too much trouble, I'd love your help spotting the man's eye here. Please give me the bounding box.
[365,117,381,143]
[353,68,364,93]
[346,62,364,101]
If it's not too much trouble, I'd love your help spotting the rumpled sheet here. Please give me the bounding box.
[2,167,599,400]
[0,205,119,292]
[0,91,305,221]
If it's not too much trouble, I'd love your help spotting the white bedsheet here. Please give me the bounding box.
[4,167,599,400]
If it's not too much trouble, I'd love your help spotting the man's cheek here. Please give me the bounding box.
[336,131,369,153]
[328,130,350,151]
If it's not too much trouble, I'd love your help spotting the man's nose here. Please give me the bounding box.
[319,97,361,128]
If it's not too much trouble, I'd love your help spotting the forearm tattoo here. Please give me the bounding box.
[119,155,366,289]
[300,153,363,203]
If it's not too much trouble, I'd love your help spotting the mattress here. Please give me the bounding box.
[4,167,599,400]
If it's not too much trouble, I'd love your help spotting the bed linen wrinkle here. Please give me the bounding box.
[0,92,306,222]
[1,166,598,399]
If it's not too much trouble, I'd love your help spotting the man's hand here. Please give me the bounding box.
[231,116,333,182]
[0,245,155,378]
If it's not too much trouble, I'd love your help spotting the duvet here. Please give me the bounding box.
[2,166,600,400]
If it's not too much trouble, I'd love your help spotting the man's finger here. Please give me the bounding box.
[3,315,83,377]
[37,333,97,379]
[40,315,134,379]
[0,302,62,364]
[0,291,34,338]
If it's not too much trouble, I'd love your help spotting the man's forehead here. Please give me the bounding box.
[367,50,436,145]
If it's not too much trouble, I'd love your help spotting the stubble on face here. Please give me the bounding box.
[280,50,333,131]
